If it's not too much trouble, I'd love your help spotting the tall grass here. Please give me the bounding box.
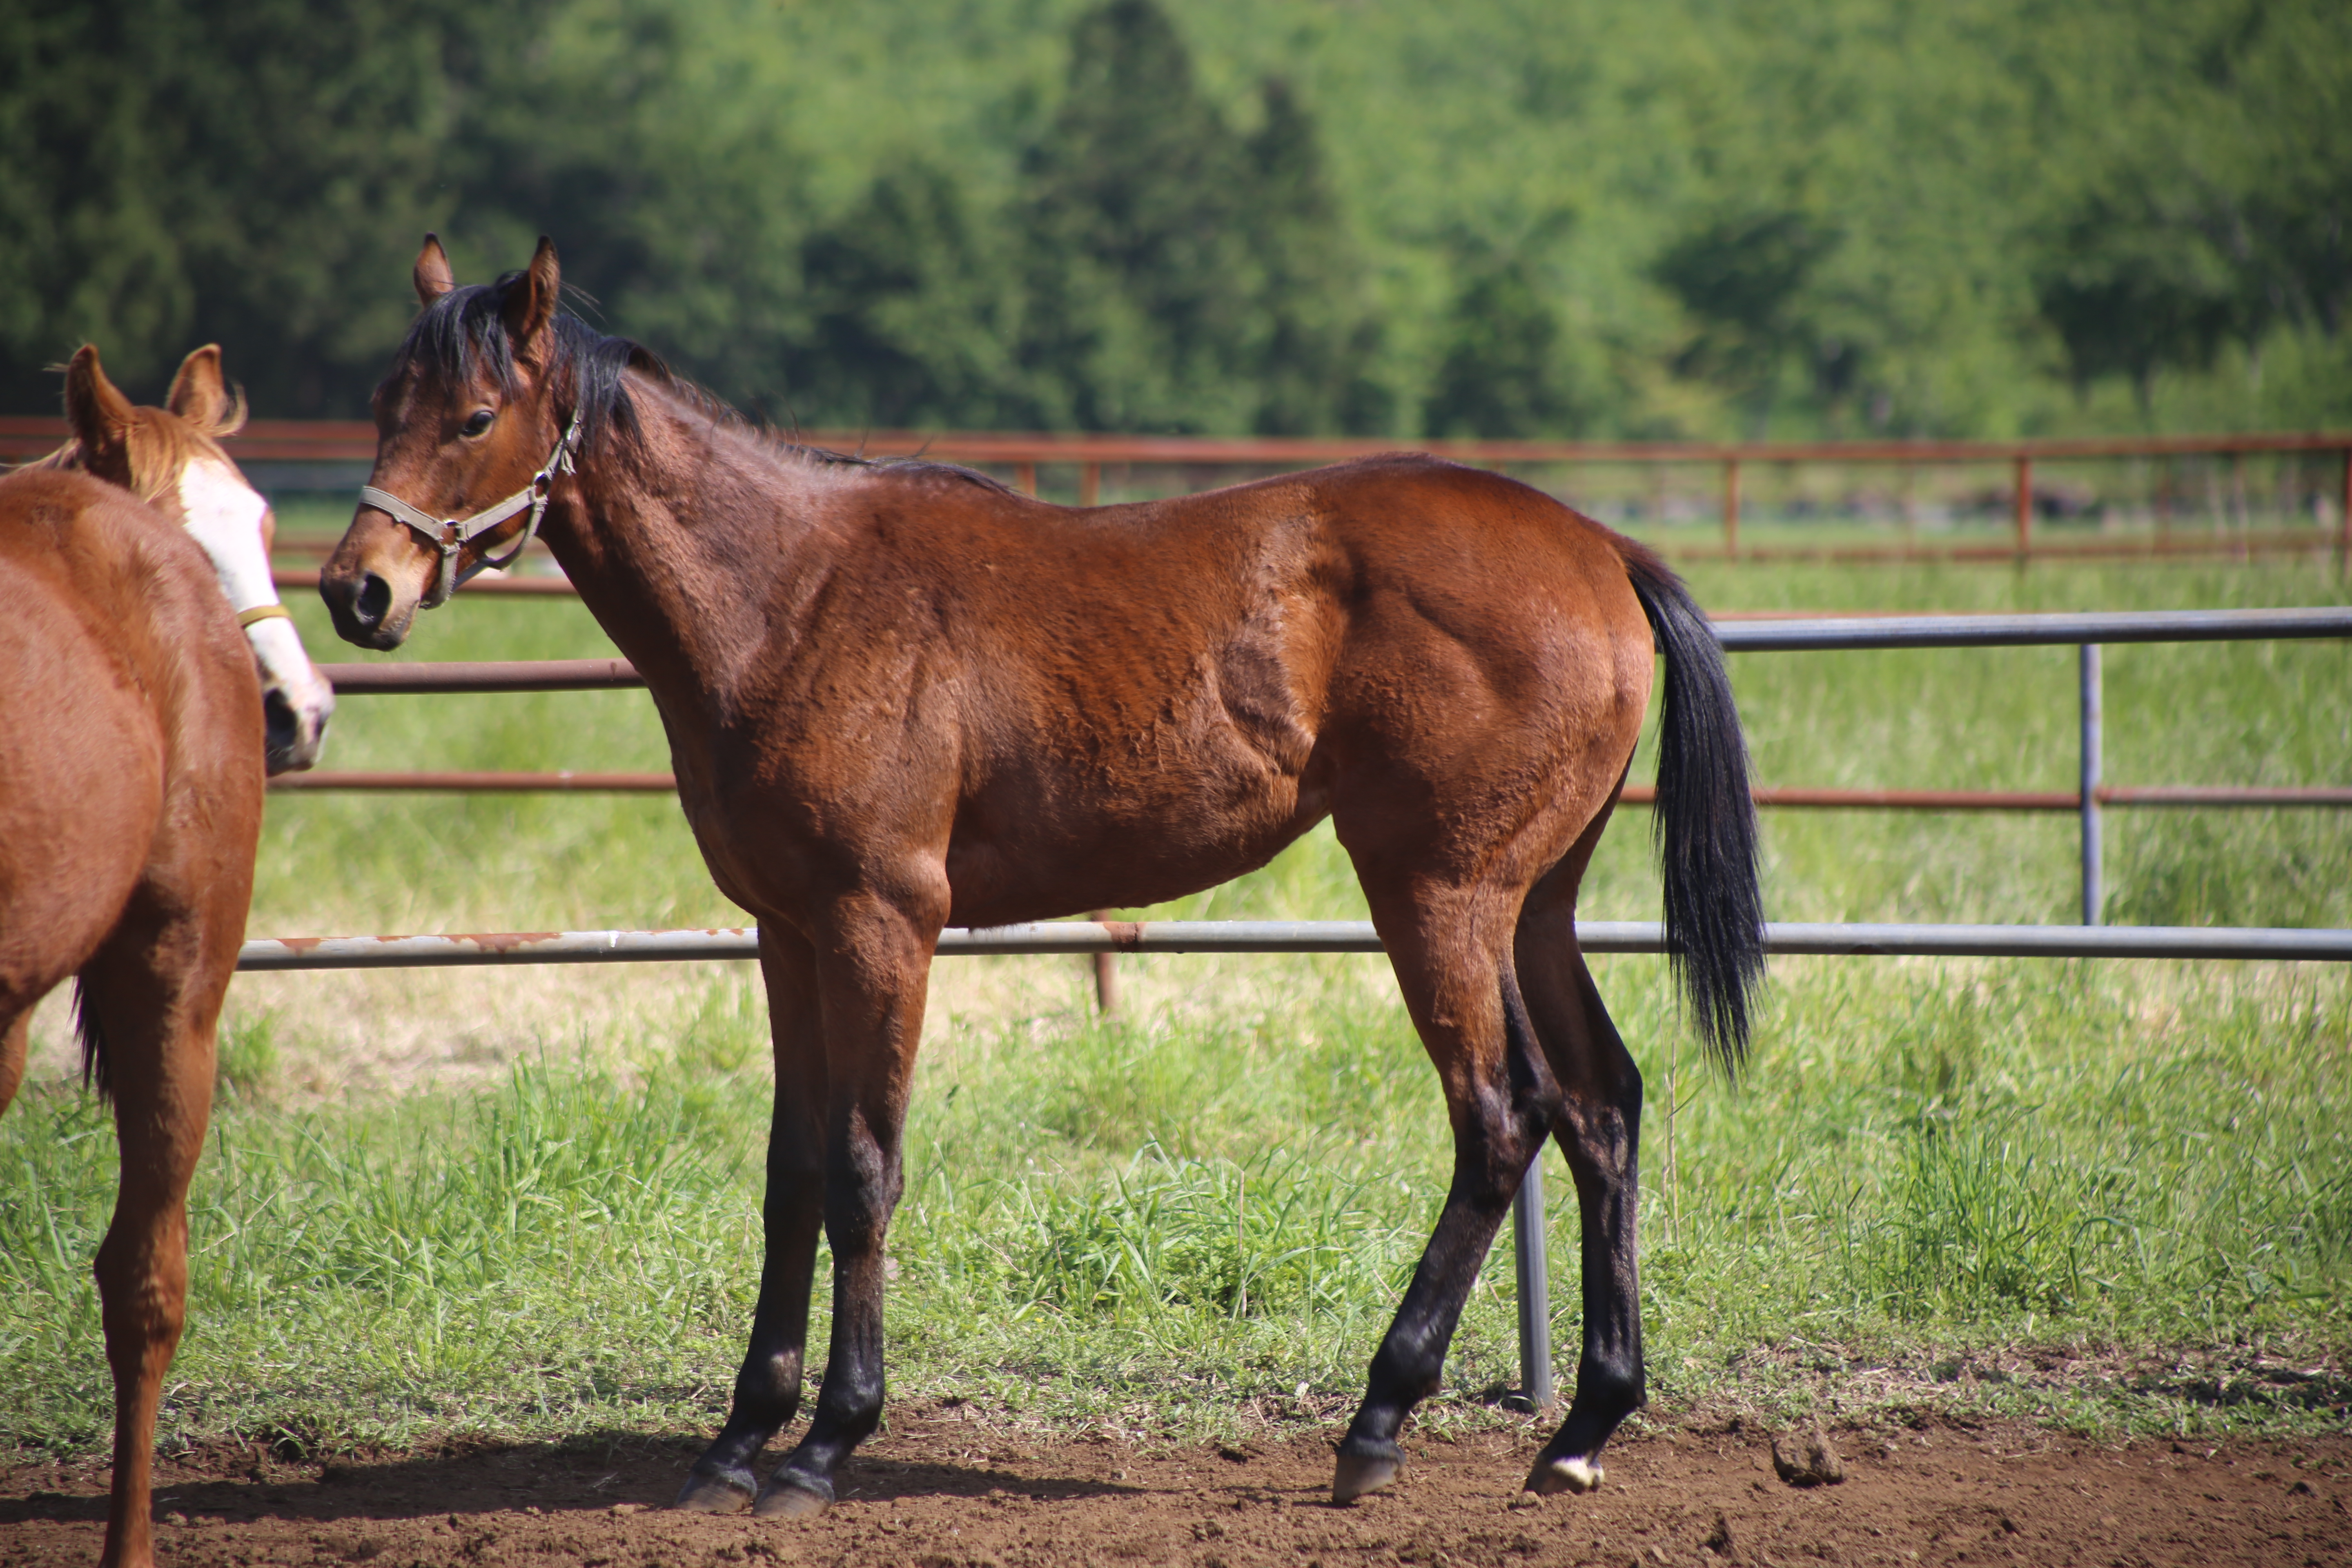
[1,552,2345,1458]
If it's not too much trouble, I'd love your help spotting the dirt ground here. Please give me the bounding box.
[4,1410,2345,1568]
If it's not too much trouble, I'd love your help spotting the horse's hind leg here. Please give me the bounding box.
[79,913,232,1568]
[1333,881,1563,1504]
[679,925,829,1512]
[0,1007,28,1118]
[1514,853,1646,1496]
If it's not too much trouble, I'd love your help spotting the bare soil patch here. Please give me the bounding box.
[5,1412,2345,1568]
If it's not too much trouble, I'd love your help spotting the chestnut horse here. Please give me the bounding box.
[321,237,1765,1515]
[28,345,336,773]
[0,345,316,1568]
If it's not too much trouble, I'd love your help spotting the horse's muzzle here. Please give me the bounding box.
[319,557,419,650]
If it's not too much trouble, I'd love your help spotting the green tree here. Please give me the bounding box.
[1012,0,1257,430]
[1423,253,1584,437]
[786,159,1019,429]
[0,0,503,414]
[1651,209,1845,428]
[1239,78,1390,435]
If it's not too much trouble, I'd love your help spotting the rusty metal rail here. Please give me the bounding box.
[13,415,2349,567]
[9,415,2348,466]
[291,606,2352,924]
[304,607,2352,700]
[263,773,2352,810]
[234,918,2352,971]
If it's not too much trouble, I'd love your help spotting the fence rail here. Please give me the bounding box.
[290,606,2352,920]
[305,608,2352,700]
[236,918,2352,972]
[262,772,2352,810]
[8,415,2350,466]
[10,416,2349,565]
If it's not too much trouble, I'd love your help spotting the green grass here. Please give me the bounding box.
[2,552,2348,1461]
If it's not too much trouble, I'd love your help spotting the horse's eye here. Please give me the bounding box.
[461,409,496,438]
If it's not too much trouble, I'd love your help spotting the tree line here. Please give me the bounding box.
[4,0,2345,437]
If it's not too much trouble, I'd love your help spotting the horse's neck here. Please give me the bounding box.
[543,388,829,716]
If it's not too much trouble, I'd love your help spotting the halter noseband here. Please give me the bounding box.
[357,410,583,609]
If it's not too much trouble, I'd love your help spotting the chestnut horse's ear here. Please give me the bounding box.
[62,345,137,475]
[414,234,456,306]
[502,236,560,354]
[164,344,245,435]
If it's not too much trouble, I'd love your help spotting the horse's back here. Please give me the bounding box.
[0,469,263,1013]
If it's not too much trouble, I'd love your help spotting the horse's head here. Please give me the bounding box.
[60,345,336,773]
[320,235,579,650]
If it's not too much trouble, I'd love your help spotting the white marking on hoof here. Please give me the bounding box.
[1526,1455,1604,1496]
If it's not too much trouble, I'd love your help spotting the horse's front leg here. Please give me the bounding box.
[755,892,936,1518]
[678,926,827,1511]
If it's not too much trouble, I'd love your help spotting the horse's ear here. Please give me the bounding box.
[63,345,137,470]
[165,344,244,434]
[502,236,560,353]
[414,234,455,306]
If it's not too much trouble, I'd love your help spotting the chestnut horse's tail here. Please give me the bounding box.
[1621,546,1766,1072]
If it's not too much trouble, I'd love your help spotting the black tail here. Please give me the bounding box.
[1623,546,1766,1072]
[73,976,112,1101]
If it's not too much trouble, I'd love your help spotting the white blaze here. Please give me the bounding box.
[176,457,336,753]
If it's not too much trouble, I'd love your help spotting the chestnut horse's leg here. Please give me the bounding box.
[678,926,829,1512]
[79,917,228,1568]
[0,1008,28,1118]
[1513,833,1648,1497]
[1332,882,1564,1505]
[754,896,936,1517]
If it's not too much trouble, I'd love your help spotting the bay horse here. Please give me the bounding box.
[319,237,1765,1515]
[0,344,320,1568]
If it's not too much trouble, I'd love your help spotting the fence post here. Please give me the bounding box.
[1014,460,1037,497]
[1088,910,1118,1016]
[1509,1161,1554,1413]
[2080,643,2103,925]
[1080,462,1101,508]
[1722,459,1741,558]
[2340,448,2351,579]
[2015,455,2034,557]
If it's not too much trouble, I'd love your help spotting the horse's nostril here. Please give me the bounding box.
[263,688,299,757]
[355,573,392,624]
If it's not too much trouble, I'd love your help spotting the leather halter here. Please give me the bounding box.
[357,410,582,608]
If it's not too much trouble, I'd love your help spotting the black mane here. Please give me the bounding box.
[391,273,1011,494]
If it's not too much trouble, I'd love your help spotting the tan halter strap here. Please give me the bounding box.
[357,410,583,608]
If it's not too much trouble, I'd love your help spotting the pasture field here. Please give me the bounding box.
[4,546,2348,1479]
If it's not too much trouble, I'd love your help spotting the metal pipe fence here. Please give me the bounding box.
[11,418,2351,566]
[235,918,2352,972]
[236,602,2350,1416]
[295,607,2352,923]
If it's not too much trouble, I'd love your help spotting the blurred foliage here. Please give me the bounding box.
[3,0,2347,436]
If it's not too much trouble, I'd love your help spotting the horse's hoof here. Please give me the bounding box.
[673,1466,756,1513]
[1331,1449,1403,1505]
[753,1474,833,1519]
[1525,1454,1604,1496]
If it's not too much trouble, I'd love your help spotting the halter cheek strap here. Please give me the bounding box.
[357,410,583,609]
